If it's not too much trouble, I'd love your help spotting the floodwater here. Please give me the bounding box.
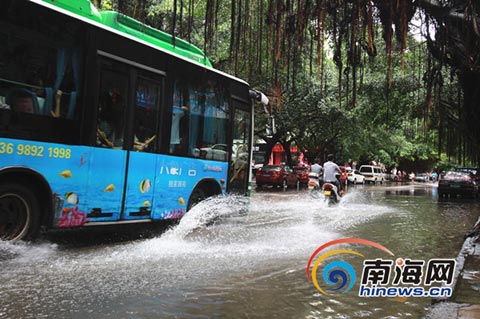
[1,183,479,319]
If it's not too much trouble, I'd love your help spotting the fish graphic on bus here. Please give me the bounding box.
[140,179,152,193]
[65,192,79,205]
[59,170,72,178]
[104,184,115,192]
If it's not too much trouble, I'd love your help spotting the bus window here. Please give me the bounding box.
[169,79,229,160]
[0,42,43,114]
[133,76,161,152]
[169,80,189,155]
[96,68,128,149]
[0,26,82,119]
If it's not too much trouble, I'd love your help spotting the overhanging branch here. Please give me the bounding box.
[418,0,480,27]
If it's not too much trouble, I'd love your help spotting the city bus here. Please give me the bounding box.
[0,0,268,240]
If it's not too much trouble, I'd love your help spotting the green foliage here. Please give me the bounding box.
[101,0,113,10]
[275,78,353,163]
[89,0,476,168]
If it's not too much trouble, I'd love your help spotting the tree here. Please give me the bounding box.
[92,0,480,166]
[277,82,351,164]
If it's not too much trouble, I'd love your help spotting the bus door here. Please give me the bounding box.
[85,61,130,221]
[228,101,251,194]
[123,73,163,220]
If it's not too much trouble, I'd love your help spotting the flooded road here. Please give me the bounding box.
[1,184,479,319]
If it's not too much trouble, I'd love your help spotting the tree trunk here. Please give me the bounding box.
[459,71,480,165]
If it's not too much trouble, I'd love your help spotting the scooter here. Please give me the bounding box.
[322,181,343,205]
[308,172,321,191]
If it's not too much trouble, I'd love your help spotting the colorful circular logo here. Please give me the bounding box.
[306,238,394,294]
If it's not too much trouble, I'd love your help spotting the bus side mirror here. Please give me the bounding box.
[266,116,276,137]
[249,90,269,105]
[266,125,273,137]
[259,92,269,105]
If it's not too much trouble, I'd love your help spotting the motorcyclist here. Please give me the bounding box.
[310,160,323,175]
[323,154,343,195]
[308,159,323,190]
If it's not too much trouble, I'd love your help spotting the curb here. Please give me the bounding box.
[425,217,480,319]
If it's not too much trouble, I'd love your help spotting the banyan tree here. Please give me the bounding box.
[101,0,479,165]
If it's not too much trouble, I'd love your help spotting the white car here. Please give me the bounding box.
[359,165,385,184]
[200,144,228,161]
[347,169,365,184]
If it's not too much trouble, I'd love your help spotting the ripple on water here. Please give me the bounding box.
[2,188,466,319]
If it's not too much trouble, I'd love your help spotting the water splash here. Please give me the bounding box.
[165,194,250,239]
[0,189,427,319]
[0,240,57,263]
[0,191,396,268]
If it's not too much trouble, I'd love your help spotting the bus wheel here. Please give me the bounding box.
[187,187,206,211]
[0,184,40,241]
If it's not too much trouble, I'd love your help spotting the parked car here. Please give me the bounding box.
[414,173,429,182]
[252,163,264,176]
[347,169,365,184]
[256,165,299,189]
[200,144,228,161]
[293,166,309,186]
[438,171,479,198]
[359,165,385,184]
[455,167,480,183]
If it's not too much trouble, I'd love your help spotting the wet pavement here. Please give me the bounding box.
[0,182,479,319]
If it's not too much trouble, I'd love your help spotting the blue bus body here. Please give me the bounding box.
[0,0,254,240]
[1,137,227,227]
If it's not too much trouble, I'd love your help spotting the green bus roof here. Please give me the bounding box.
[41,0,212,67]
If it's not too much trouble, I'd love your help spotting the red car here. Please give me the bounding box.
[293,166,309,186]
[256,165,299,189]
